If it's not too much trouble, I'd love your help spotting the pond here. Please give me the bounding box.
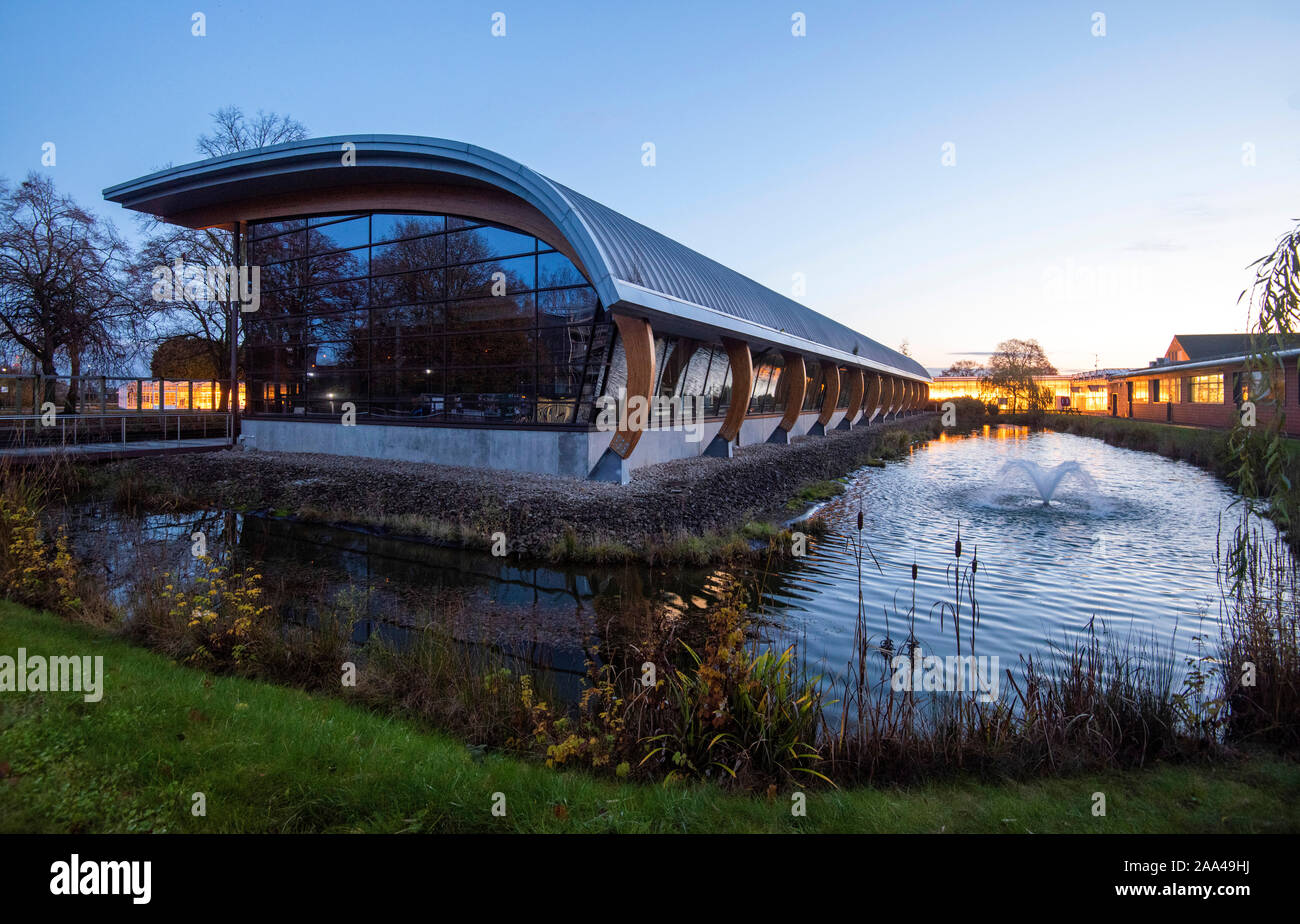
[60,425,1248,693]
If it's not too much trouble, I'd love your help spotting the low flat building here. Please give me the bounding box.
[929,372,1112,412]
[105,135,930,481]
[1106,333,1300,433]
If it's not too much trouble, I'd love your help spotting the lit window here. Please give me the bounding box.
[1189,374,1223,404]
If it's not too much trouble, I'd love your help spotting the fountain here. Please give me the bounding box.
[998,459,1095,505]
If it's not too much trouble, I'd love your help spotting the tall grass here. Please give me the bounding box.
[1218,519,1300,747]
[5,461,1299,792]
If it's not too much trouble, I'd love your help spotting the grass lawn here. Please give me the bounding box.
[1,600,1297,834]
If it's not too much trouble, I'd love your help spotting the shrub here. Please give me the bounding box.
[0,469,80,618]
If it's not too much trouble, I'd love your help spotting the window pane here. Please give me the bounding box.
[307,247,369,285]
[372,213,443,243]
[372,268,445,307]
[447,255,535,299]
[251,230,305,266]
[372,235,446,275]
[447,293,535,331]
[307,216,370,255]
[539,287,596,326]
[538,251,587,288]
[446,329,536,366]
[448,225,536,261]
[251,219,304,240]
[538,323,590,368]
[307,340,368,371]
[259,258,307,294]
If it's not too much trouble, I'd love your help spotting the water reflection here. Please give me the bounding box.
[60,425,1253,696]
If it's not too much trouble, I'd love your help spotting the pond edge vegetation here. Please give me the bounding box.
[2,449,1297,802]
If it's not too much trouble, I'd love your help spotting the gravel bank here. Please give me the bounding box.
[123,415,939,559]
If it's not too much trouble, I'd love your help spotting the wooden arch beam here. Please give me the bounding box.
[838,367,864,430]
[716,337,752,444]
[776,352,806,433]
[864,371,882,422]
[607,312,655,460]
[817,364,841,427]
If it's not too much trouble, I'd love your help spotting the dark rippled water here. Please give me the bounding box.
[64,425,1249,687]
[756,425,1237,681]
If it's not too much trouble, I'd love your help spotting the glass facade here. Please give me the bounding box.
[748,350,786,414]
[243,211,887,432]
[606,334,736,424]
[802,361,827,411]
[243,212,606,425]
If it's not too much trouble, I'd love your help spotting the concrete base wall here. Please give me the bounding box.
[241,408,863,480]
[242,418,593,478]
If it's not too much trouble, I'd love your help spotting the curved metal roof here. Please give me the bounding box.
[104,134,928,381]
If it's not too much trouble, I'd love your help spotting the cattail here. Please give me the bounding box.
[954,522,962,559]
[911,562,918,581]
[972,546,979,574]
[857,510,863,532]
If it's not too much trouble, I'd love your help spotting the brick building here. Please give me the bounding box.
[1106,334,1300,434]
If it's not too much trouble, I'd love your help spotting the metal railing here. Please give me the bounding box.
[0,412,233,451]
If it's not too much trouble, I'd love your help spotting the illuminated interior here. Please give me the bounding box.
[116,380,247,411]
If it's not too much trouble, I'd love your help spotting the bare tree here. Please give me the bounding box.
[942,359,985,376]
[138,107,308,409]
[196,106,309,159]
[0,174,138,410]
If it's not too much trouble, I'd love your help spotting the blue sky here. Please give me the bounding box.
[2,0,1297,371]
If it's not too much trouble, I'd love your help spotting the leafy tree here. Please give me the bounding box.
[981,338,1056,413]
[1229,221,1300,545]
[151,334,222,380]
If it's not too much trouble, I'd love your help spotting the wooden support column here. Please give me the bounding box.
[704,337,752,457]
[590,312,656,482]
[767,351,806,443]
[884,377,899,419]
[810,363,840,435]
[864,371,882,422]
[836,367,864,430]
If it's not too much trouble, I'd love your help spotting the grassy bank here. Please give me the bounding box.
[2,600,1296,834]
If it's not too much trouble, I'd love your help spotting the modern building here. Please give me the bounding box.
[105,135,930,481]
[929,371,1113,412]
[1106,333,1300,434]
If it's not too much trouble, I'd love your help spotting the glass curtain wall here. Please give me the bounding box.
[243,213,605,426]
